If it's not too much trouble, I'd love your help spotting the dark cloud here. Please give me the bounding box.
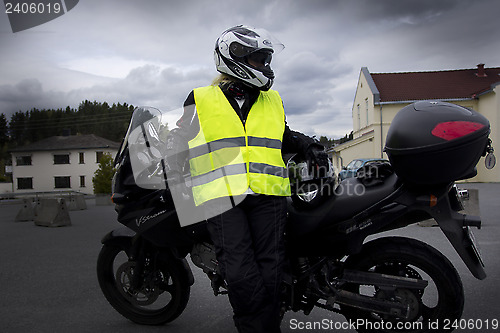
[347,0,462,19]
[0,65,210,118]
[108,64,214,108]
[0,79,67,114]
[0,79,42,103]
[1,0,499,138]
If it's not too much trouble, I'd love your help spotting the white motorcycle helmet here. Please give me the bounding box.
[214,25,284,91]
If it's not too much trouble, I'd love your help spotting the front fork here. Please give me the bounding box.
[128,236,148,291]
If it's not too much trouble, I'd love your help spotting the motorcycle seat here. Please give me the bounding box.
[288,173,400,236]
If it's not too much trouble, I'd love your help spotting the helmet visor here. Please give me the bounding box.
[253,27,285,54]
[229,42,258,58]
[227,27,285,58]
[247,51,273,67]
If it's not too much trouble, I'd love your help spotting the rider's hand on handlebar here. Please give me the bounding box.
[306,145,329,178]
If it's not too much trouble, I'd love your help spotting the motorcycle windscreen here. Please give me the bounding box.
[127,106,245,227]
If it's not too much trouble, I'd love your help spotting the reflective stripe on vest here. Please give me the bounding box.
[188,85,291,205]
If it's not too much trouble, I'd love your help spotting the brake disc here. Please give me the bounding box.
[115,261,160,306]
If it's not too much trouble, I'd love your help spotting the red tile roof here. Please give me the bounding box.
[371,66,500,103]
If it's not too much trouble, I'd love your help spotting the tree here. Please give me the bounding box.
[318,135,334,148]
[92,153,115,194]
[8,111,28,146]
[339,131,354,144]
[0,113,8,147]
[7,100,136,145]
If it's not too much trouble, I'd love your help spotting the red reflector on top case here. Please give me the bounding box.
[431,121,485,141]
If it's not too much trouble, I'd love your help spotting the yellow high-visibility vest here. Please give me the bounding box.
[188,85,291,206]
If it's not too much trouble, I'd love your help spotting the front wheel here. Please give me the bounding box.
[342,237,464,333]
[97,242,190,325]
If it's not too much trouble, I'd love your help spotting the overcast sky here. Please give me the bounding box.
[1,0,499,139]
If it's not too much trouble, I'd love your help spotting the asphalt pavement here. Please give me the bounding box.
[1,182,499,333]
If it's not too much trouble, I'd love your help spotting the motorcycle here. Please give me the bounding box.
[97,101,495,332]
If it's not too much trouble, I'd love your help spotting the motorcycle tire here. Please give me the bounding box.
[97,243,190,325]
[342,236,464,333]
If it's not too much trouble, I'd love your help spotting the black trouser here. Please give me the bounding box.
[207,194,287,333]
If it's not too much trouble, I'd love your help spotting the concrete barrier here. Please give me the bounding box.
[67,194,87,211]
[34,198,71,227]
[15,198,35,222]
[33,198,41,216]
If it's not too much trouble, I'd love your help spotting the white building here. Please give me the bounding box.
[10,134,120,194]
[331,64,500,182]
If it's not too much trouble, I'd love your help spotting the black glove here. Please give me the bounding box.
[305,144,330,178]
[164,128,189,175]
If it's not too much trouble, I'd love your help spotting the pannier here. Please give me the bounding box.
[384,101,490,185]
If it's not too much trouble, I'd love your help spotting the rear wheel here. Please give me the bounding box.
[342,237,464,332]
[97,242,190,325]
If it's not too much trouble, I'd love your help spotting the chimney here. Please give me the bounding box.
[476,63,487,77]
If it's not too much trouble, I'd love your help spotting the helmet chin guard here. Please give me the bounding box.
[214,25,284,90]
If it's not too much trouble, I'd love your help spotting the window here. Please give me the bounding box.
[80,175,86,188]
[16,155,32,166]
[17,177,33,190]
[365,98,369,125]
[54,154,70,164]
[54,176,71,189]
[96,151,104,163]
[356,104,361,129]
[79,152,85,164]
